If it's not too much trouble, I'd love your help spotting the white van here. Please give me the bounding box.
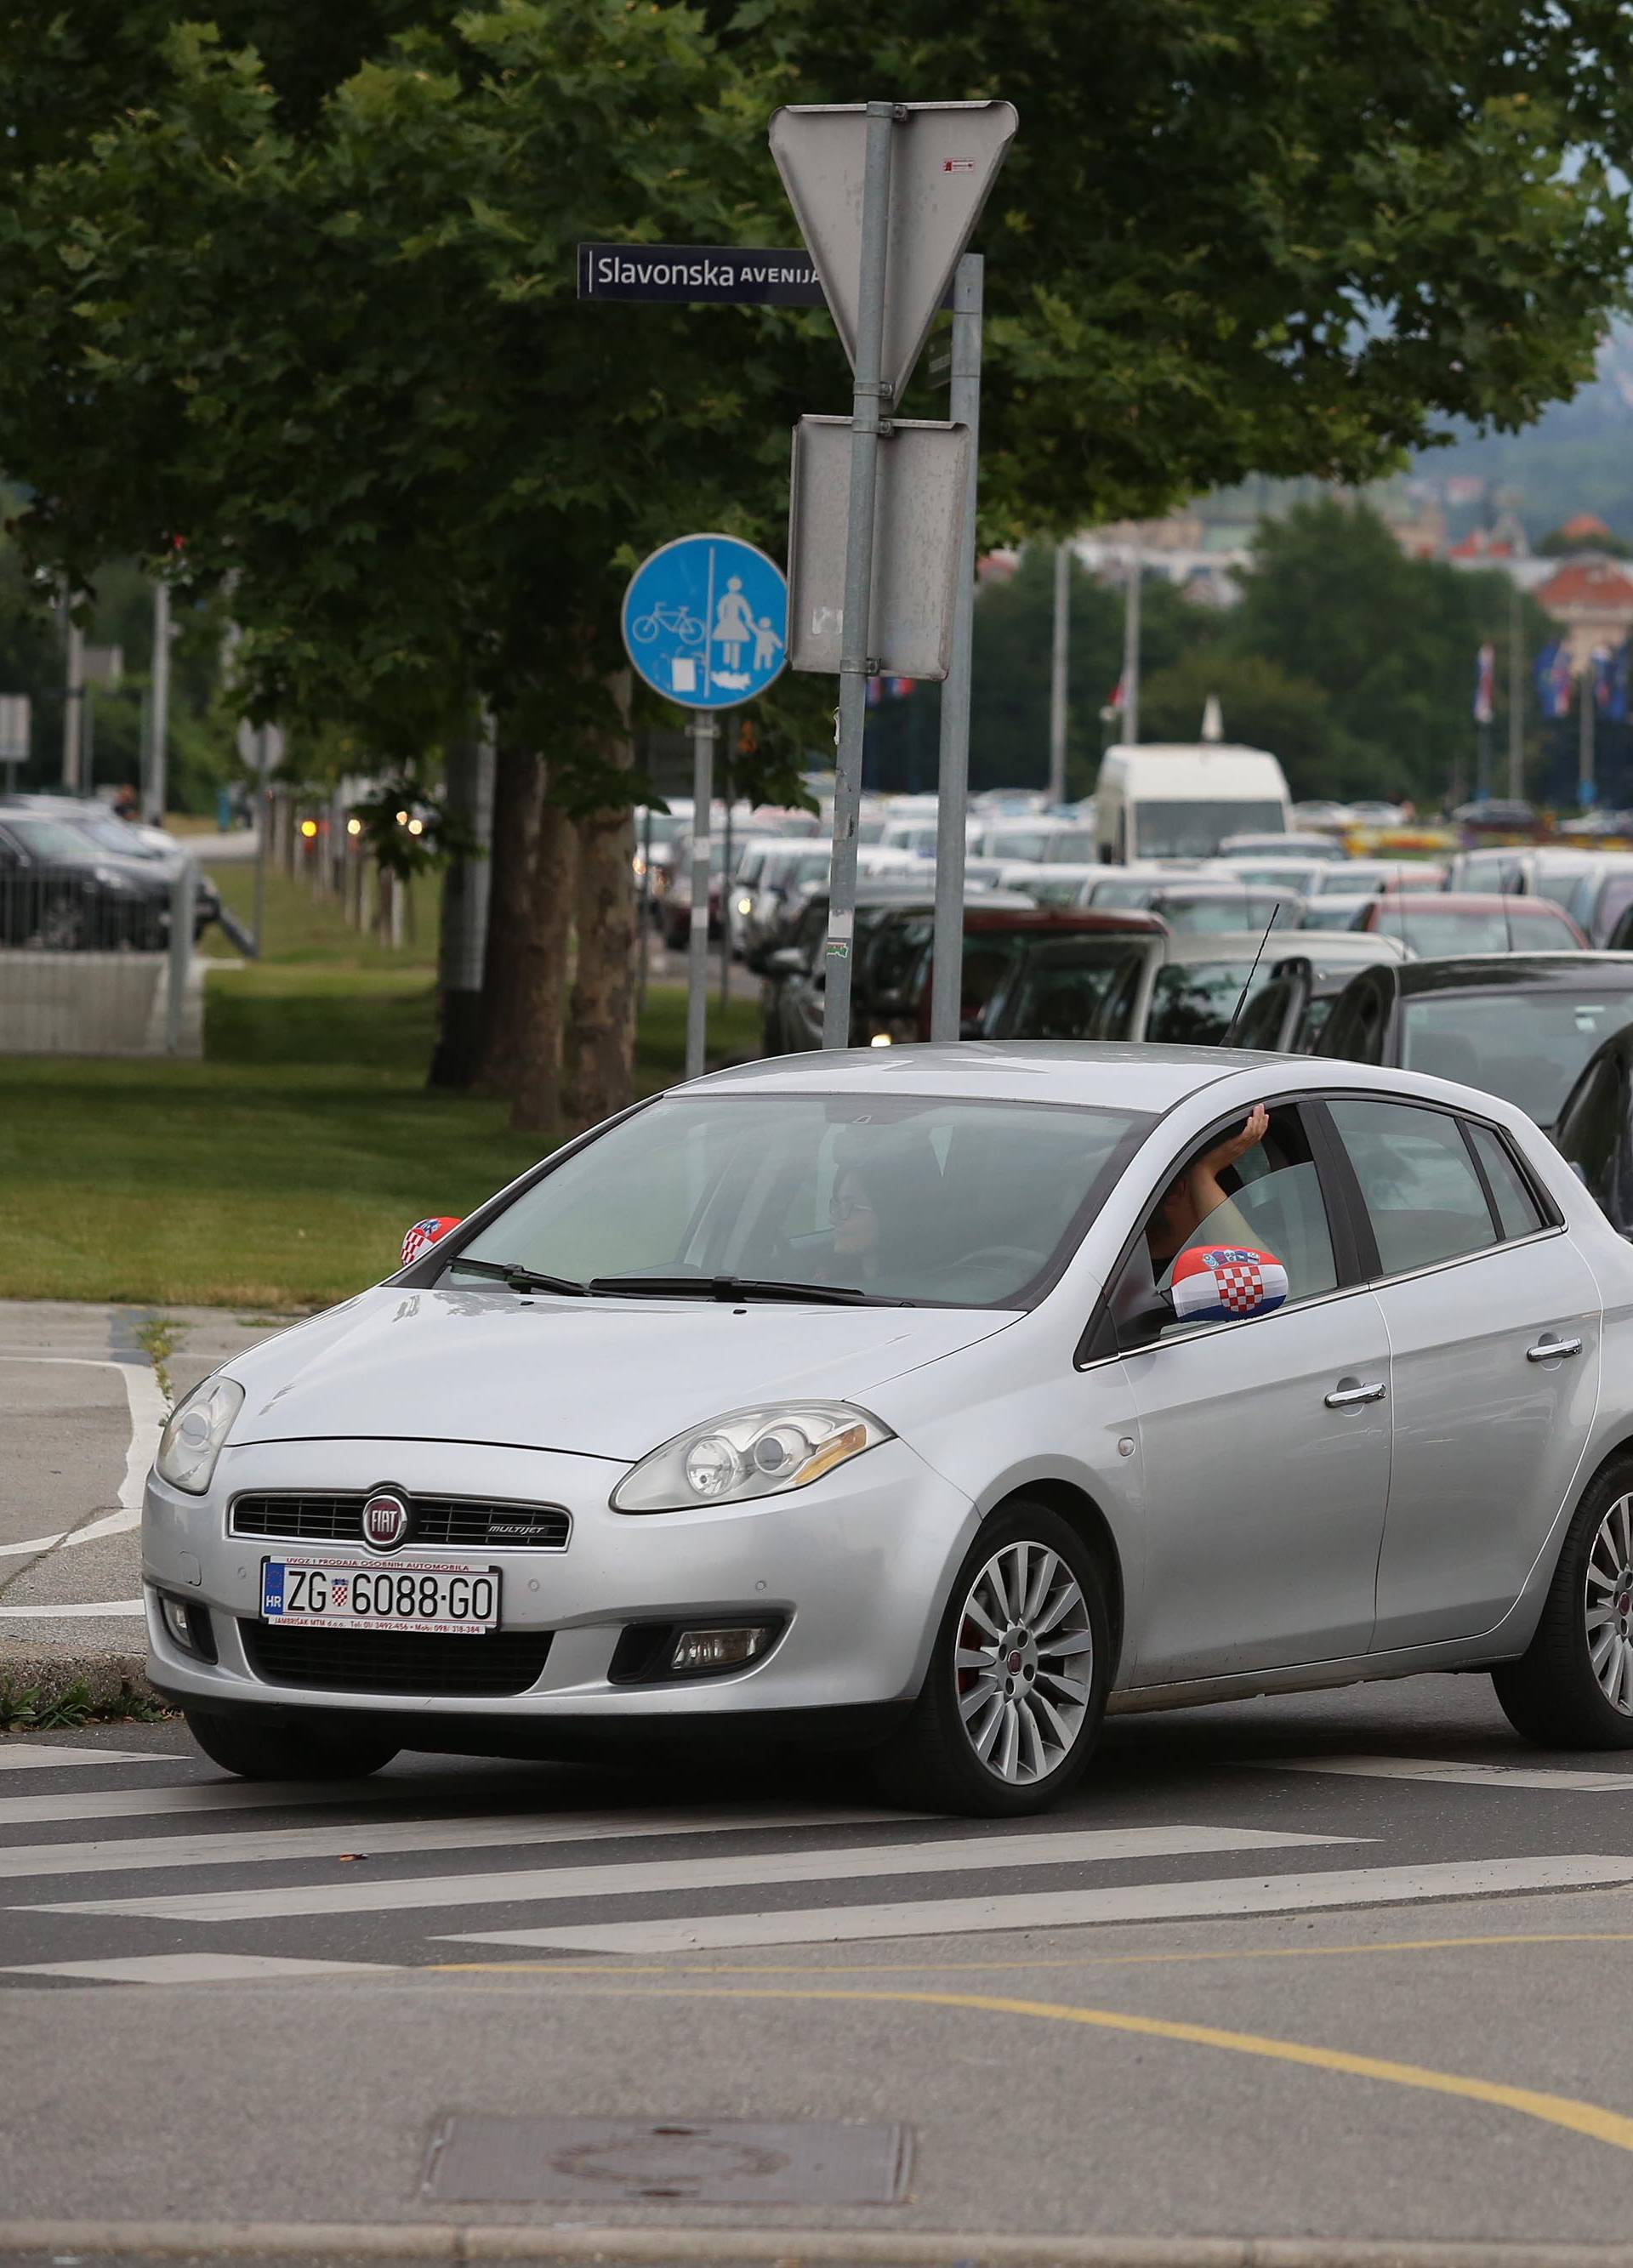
[1094,743,1293,863]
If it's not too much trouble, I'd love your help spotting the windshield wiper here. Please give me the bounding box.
[586,1272,902,1306]
[446,1257,586,1296]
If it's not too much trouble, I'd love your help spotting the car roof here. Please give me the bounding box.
[1385,892,1575,912]
[960,906,1167,935]
[691,1040,1287,1112]
[1392,953,1633,995]
[1157,929,1407,967]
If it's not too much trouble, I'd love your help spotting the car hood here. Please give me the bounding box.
[224,1285,1017,1461]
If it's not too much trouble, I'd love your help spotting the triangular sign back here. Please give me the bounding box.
[769,100,1017,403]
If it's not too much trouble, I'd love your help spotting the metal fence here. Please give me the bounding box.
[0,861,202,1056]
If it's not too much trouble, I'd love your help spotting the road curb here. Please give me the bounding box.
[0,1640,162,1716]
[4,2225,1633,2266]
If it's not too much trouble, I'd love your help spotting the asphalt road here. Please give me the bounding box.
[9,1680,1633,2257]
[0,1301,278,1657]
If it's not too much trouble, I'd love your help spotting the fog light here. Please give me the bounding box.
[156,1592,213,1661]
[669,1625,773,1674]
[869,1032,893,1046]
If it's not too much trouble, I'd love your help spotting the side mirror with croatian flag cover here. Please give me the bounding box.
[1171,1243,1289,1324]
[401,1216,462,1267]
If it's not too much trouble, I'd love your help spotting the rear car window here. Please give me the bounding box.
[1329,1099,1497,1276]
[1466,1124,1545,1239]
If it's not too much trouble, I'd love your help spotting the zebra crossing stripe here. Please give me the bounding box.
[441,1854,1633,1956]
[3,1953,395,1984]
[15,1824,1352,1924]
[0,1805,922,1882]
[0,1744,168,1773]
[1242,1755,1633,1793]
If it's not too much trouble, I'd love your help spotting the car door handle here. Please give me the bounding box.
[1527,1335,1584,1362]
[1324,1378,1387,1409]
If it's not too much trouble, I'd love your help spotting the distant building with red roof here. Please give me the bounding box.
[1534,553,1633,668]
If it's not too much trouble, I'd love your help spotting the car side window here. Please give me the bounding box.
[1555,1060,1622,1213]
[1115,1104,1340,1342]
[1466,1123,1546,1239]
[1329,1099,1497,1276]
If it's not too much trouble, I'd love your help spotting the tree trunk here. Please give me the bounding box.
[564,678,639,1130]
[428,721,496,1090]
[475,736,544,1090]
[508,793,577,1138]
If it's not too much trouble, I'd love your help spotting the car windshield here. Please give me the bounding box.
[1156,891,1295,935]
[986,940,1154,1042]
[1401,990,1633,1123]
[1146,959,1270,1044]
[1368,907,1514,955]
[637,812,683,844]
[450,1093,1152,1309]
[4,816,99,861]
[1135,801,1284,857]
[1299,899,1367,929]
[1087,879,1155,909]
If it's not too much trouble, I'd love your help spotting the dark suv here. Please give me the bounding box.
[0,813,174,949]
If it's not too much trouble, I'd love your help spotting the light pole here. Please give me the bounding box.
[1121,544,1141,746]
[1048,541,1069,804]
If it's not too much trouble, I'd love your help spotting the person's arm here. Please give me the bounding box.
[1184,1104,1270,1248]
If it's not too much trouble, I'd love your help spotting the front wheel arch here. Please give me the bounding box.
[982,1478,1127,1689]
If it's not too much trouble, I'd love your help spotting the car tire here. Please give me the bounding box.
[873,1501,1110,1817]
[183,1708,400,1782]
[1493,1462,1633,1750]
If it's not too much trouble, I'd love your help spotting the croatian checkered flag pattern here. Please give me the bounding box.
[401,1215,462,1267]
[1171,1243,1289,1324]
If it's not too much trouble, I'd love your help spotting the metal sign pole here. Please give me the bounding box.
[822,100,899,1050]
[686,712,717,1080]
[1048,538,1069,806]
[930,253,983,1045]
[1121,543,1142,747]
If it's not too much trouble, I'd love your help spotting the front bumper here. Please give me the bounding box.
[142,1434,977,1730]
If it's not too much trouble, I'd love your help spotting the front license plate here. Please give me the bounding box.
[260,1559,501,1635]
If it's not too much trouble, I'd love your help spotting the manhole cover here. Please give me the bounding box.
[423,2113,913,2205]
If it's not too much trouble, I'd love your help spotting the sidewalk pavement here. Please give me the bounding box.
[0,1300,289,1707]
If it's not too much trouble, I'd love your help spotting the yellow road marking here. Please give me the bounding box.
[427,1929,1633,1979]
[417,1977,1633,2161]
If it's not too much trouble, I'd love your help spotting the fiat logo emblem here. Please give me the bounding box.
[361,1491,409,1553]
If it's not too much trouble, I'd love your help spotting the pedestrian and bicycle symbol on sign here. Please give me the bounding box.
[621,533,788,711]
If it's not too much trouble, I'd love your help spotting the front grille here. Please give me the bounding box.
[242,1621,552,1697]
[230,1492,570,1551]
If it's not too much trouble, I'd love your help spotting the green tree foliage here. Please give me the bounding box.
[973,501,1560,804]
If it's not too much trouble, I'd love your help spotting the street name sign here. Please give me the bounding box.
[620,534,788,711]
[788,418,971,679]
[768,99,1017,401]
[578,243,827,305]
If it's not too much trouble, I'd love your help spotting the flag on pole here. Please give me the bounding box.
[1473,643,1496,725]
[1594,643,1629,721]
[1107,675,1124,713]
[1534,642,1574,721]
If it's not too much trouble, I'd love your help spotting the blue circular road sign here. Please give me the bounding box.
[621,533,788,711]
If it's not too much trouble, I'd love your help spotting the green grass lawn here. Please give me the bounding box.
[0,873,761,1308]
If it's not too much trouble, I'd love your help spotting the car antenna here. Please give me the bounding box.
[1220,908,1280,1048]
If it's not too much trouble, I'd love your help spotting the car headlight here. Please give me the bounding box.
[154,1375,244,1495]
[612,1401,892,1514]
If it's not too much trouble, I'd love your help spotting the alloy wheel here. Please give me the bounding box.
[953,1539,1095,1784]
[1585,1494,1633,1715]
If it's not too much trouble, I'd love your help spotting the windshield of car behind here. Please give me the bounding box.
[451,1093,1152,1309]
[1401,990,1633,1123]
[1146,960,1270,1044]
[1371,907,1511,955]
[1135,800,1284,857]
[4,817,100,861]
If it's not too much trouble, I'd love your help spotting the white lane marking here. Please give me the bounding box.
[19,1825,1354,1924]
[0,1599,144,1618]
[1245,1754,1633,1793]
[0,1805,925,1881]
[0,1353,167,1560]
[3,1953,394,1984]
[0,1777,728,1830]
[0,1508,139,1560]
[0,1744,168,1773]
[442,1854,1633,1955]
